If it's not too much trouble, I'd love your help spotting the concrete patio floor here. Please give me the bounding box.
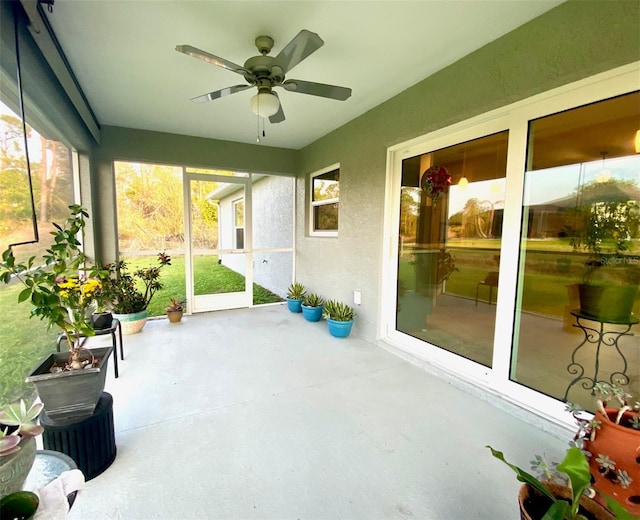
[66,304,569,520]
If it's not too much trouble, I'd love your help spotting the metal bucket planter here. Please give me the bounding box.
[25,346,113,424]
[0,438,36,500]
[113,310,148,335]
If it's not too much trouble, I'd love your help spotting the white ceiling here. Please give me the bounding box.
[44,1,564,150]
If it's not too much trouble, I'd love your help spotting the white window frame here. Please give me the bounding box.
[233,198,244,250]
[309,163,340,237]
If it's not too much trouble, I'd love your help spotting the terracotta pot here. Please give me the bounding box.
[166,309,183,323]
[584,408,640,516]
[518,483,614,520]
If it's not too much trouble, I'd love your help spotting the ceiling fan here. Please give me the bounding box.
[176,29,352,124]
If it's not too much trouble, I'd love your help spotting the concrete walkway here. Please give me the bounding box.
[66,305,567,520]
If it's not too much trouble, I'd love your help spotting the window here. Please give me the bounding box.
[233,199,244,249]
[0,99,78,403]
[512,91,640,411]
[396,132,508,367]
[310,165,339,236]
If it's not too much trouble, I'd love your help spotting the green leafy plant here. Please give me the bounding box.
[286,282,306,300]
[302,293,324,307]
[97,253,171,314]
[487,445,635,520]
[0,399,44,457]
[322,299,355,322]
[0,205,104,369]
[488,446,591,520]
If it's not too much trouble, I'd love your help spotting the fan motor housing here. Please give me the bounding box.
[244,55,284,84]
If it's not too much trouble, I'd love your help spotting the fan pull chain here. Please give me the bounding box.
[256,114,267,143]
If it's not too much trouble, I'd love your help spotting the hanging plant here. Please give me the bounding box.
[421,165,452,201]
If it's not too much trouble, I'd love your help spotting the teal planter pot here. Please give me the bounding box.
[327,318,354,338]
[301,305,323,322]
[286,298,303,313]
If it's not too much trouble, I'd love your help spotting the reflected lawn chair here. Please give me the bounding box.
[475,271,499,306]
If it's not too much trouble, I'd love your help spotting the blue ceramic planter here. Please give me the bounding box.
[301,305,323,322]
[327,318,354,338]
[286,298,303,313]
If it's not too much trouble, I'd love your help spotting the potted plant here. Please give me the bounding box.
[301,293,324,322]
[569,179,640,322]
[166,297,186,323]
[0,205,114,422]
[322,299,355,338]
[98,252,171,334]
[286,282,306,313]
[89,277,113,331]
[569,382,640,516]
[0,399,44,499]
[487,445,632,520]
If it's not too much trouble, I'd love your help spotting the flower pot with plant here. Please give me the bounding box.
[166,297,186,323]
[569,181,640,322]
[98,252,171,334]
[301,293,324,322]
[487,445,633,520]
[569,382,640,516]
[286,282,306,313]
[0,400,43,499]
[0,205,114,422]
[322,299,355,338]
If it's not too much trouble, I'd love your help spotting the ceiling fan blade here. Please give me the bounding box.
[176,45,250,76]
[191,84,251,103]
[281,79,352,101]
[271,30,324,74]
[269,92,285,123]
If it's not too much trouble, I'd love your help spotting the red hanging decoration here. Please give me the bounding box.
[421,165,452,201]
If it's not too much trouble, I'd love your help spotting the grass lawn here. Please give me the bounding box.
[122,255,283,317]
[0,283,57,403]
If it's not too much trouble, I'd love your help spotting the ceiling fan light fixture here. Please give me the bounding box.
[250,92,280,118]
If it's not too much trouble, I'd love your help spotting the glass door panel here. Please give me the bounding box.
[396,132,508,367]
[512,92,640,411]
[187,175,250,312]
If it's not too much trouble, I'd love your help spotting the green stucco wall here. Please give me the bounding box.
[296,0,640,341]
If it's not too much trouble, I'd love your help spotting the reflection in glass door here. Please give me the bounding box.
[396,132,508,367]
[512,92,640,411]
[186,173,250,312]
